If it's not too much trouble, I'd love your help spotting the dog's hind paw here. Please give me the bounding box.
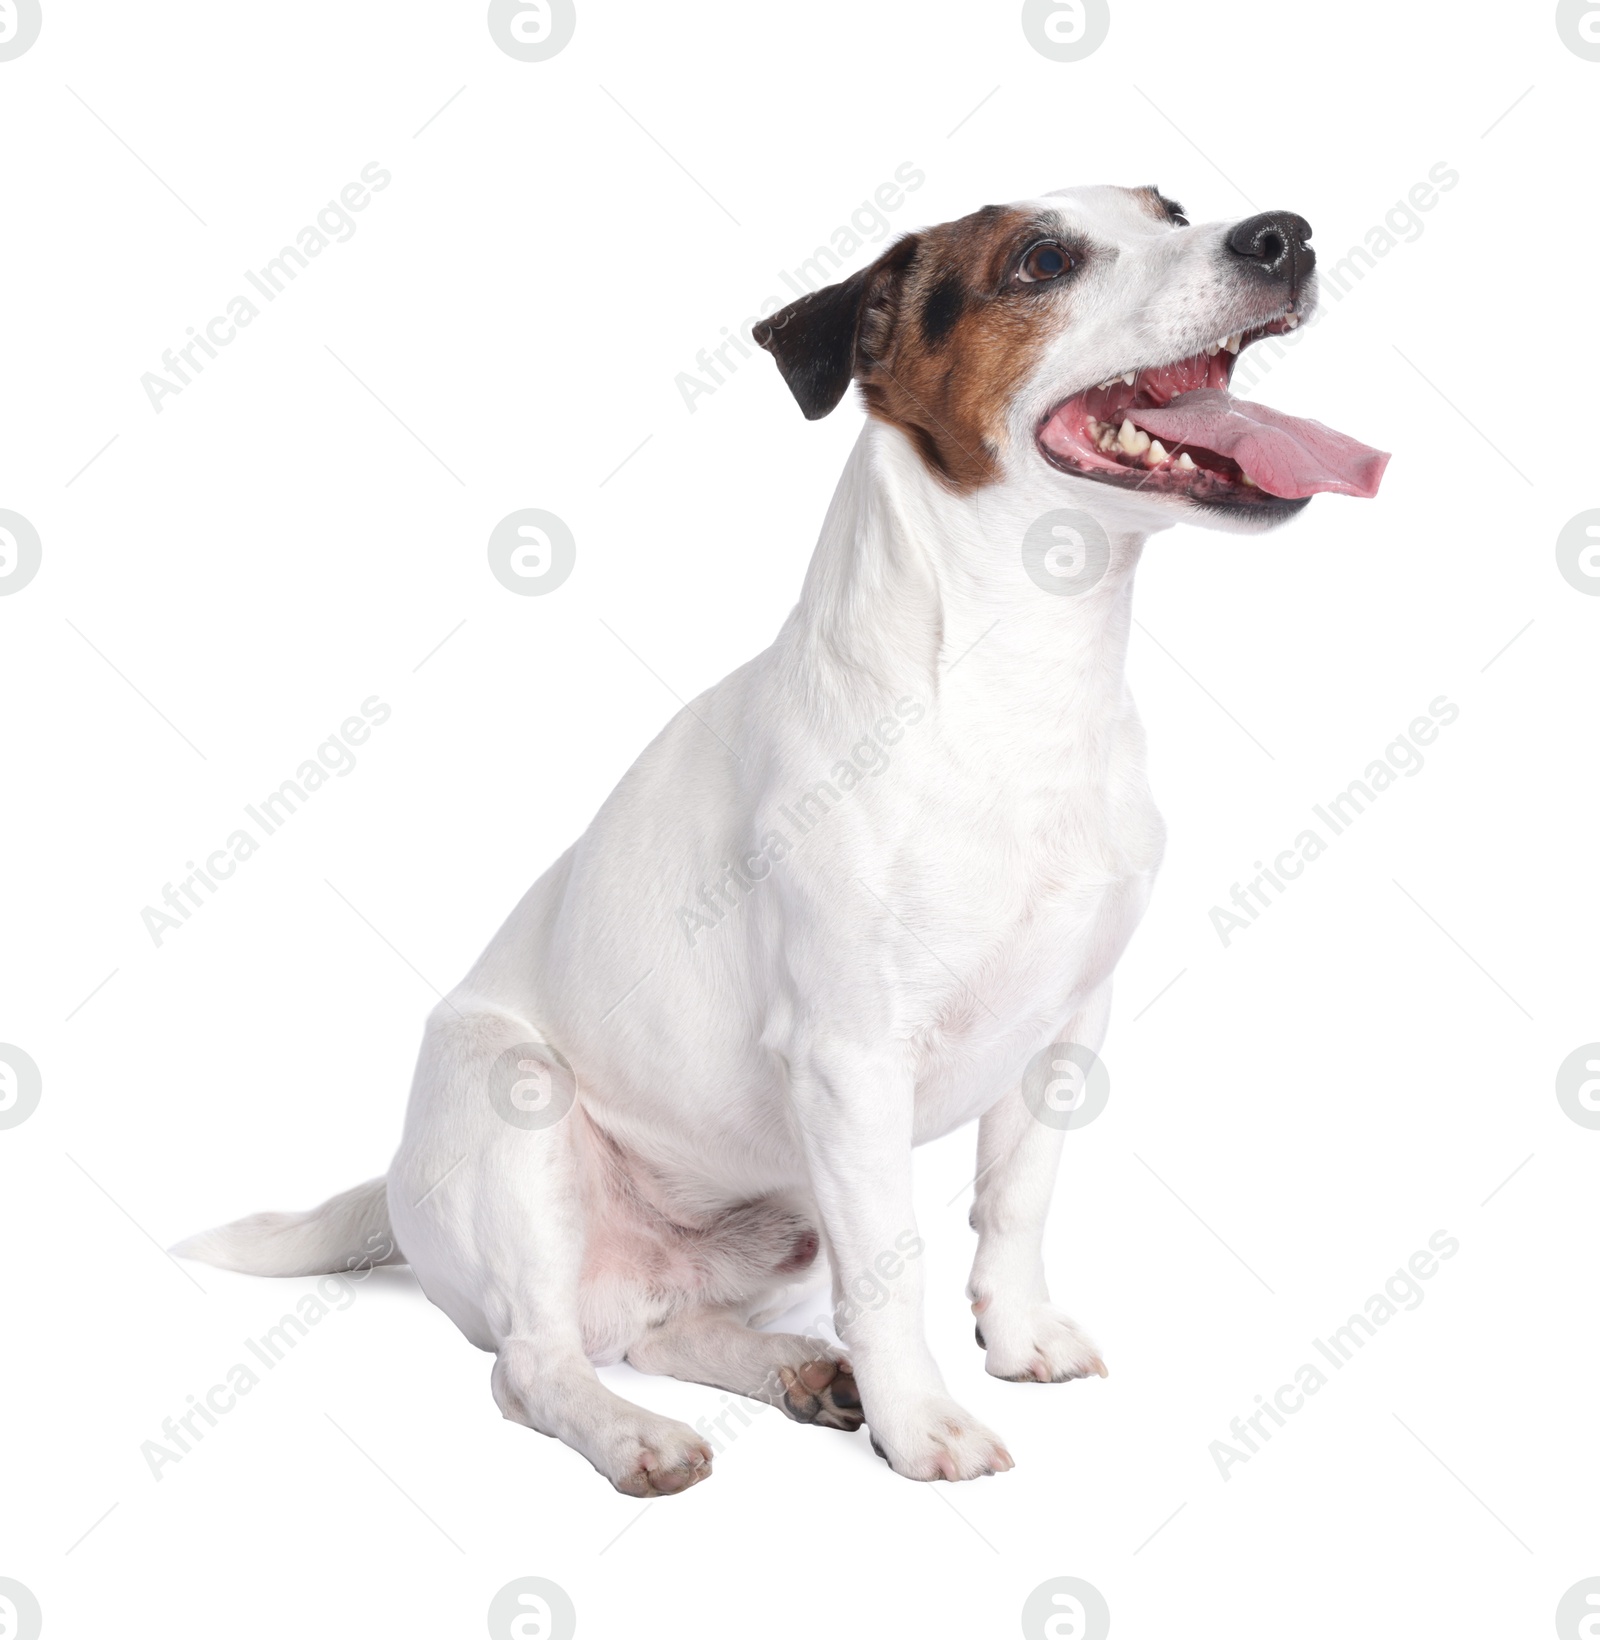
[606,1419,715,1498]
[777,1359,863,1431]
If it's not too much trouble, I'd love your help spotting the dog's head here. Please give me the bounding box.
[754,185,1388,533]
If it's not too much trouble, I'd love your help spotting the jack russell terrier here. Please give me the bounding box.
[177,184,1388,1495]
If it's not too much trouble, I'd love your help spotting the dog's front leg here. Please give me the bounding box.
[791,1041,1013,1482]
[965,990,1110,1384]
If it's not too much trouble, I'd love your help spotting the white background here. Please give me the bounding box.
[2,2,1597,1636]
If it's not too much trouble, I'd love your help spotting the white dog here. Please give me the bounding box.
[177,185,1387,1496]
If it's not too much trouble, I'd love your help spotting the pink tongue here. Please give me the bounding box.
[1130,388,1390,499]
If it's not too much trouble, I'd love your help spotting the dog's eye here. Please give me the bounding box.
[1017,241,1074,283]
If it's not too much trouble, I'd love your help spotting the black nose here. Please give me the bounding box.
[1227,211,1315,296]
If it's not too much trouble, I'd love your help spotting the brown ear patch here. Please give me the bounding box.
[1133,185,1171,220]
[755,202,1075,490]
[1135,184,1187,226]
[859,204,1069,491]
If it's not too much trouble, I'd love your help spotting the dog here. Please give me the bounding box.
[176,184,1388,1496]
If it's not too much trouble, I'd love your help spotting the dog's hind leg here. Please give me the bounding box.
[490,1335,713,1498]
[388,1006,713,1499]
[627,1309,863,1431]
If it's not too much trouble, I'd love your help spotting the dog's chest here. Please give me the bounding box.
[876,714,1165,1126]
[910,799,1156,1008]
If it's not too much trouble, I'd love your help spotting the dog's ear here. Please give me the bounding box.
[752,235,920,420]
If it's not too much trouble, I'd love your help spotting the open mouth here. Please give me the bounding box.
[1035,317,1389,509]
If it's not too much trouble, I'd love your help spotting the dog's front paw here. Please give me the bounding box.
[974,1303,1107,1383]
[867,1395,1013,1481]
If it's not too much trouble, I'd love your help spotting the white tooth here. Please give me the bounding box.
[1242,474,1257,487]
[1176,451,1197,471]
[1224,333,1242,354]
[1117,418,1150,457]
[1086,416,1100,435]
[1122,371,1137,386]
[1145,439,1169,466]
[1284,313,1300,330]
[1205,341,1221,357]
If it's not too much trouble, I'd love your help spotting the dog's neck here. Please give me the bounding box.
[785,420,1149,752]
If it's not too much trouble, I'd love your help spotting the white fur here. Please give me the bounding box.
[178,186,1316,1494]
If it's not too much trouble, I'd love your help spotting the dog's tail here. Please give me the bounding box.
[171,1177,403,1277]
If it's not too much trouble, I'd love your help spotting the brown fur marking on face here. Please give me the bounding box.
[856,204,1071,491]
[1134,184,1188,228]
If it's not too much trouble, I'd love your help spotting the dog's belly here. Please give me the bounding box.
[573,1130,822,1360]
